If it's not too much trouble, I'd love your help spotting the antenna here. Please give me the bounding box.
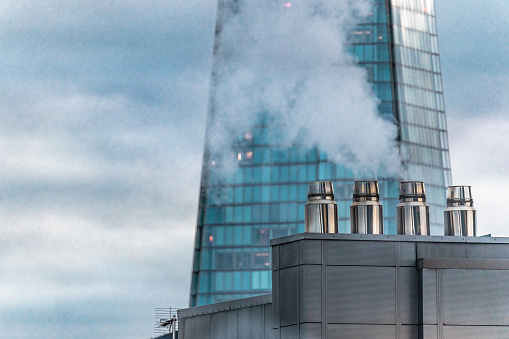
[154,307,181,338]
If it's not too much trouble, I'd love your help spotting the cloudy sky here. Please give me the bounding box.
[1,1,508,338]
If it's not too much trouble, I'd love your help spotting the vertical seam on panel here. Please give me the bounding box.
[297,241,300,330]
[322,240,327,339]
[418,269,423,339]
[437,269,443,339]
[262,304,265,339]
[440,269,444,339]
[235,309,238,339]
[278,244,281,336]
[396,242,401,339]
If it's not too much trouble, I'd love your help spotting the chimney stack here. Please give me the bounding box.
[350,181,383,234]
[397,181,430,235]
[444,186,477,236]
[305,181,338,233]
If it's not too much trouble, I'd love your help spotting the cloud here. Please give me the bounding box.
[0,83,203,337]
[0,1,216,337]
[437,0,509,237]
[0,214,194,338]
[436,0,509,118]
[448,111,509,237]
[0,0,216,109]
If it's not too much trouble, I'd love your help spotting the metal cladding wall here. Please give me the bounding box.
[177,294,273,339]
[179,233,509,338]
[271,233,509,339]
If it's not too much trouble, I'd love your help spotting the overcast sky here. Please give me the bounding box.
[1,1,508,338]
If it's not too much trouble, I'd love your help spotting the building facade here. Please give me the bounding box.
[189,0,452,307]
[181,234,509,338]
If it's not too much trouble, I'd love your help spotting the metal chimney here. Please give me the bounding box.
[305,181,338,233]
[350,181,383,234]
[444,186,477,236]
[397,181,430,235]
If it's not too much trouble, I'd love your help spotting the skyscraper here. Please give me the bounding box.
[190,0,452,307]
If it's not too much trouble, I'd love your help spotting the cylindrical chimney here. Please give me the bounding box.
[350,181,383,234]
[444,186,477,236]
[305,181,338,233]
[397,181,430,235]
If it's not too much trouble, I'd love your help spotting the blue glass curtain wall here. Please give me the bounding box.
[190,0,452,306]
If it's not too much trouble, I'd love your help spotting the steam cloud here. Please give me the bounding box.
[208,0,400,177]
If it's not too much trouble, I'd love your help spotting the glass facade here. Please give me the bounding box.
[189,0,452,307]
[390,0,452,231]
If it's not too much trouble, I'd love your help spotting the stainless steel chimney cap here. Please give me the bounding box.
[399,181,426,199]
[350,180,383,234]
[447,185,473,205]
[305,181,338,233]
[444,185,476,236]
[308,181,334,200]
[397,181,430,235]
[353,181,379,201]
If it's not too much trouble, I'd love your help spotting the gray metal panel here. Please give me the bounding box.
[264,304,275,339]
[400,267,418,325]
[420,269,437,325]
[399,242,417,266]
[443,326,509,338]
[238,305,264,339]
[299,240,322,265]
[416,242,467,259]
[327,240,396,266]
[183,314,210,339]
[178,318,187,339]
[280,267,299,327]
[422,325,438,339]
[443,269,509,325]
[280,242,298,269]
[327,266,396,324]
[467,243,509,259]
[211,311,236,339]
[327,324,396,338]
[400,325,418,338]
[299,265,322,323]
[299,323,321,339]
[280,325,299,338]
[272,271,280,329]
[272,244,279,271]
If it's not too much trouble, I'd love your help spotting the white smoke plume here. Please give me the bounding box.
[208,0,400,177]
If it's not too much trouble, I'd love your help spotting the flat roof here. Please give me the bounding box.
[270,232,509,245]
